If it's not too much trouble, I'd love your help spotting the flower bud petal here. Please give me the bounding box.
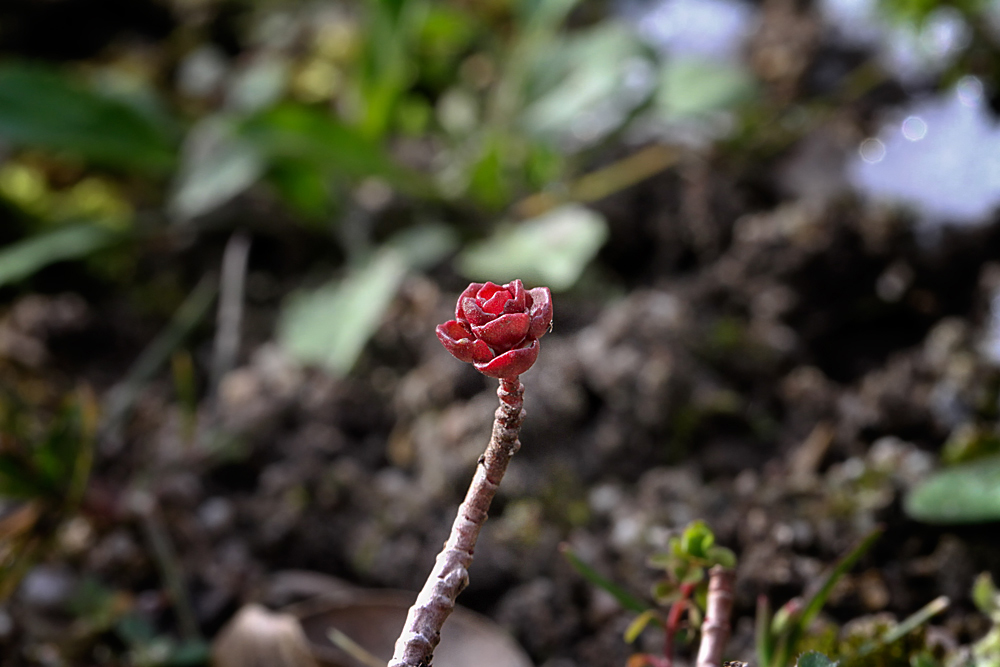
[461,297,495,326]
[471,313,530,351]
[474,339,540,379]
[526,287,553,339]
[503,280,526,313]
[477,282,506,300]
[455,283,483,322]
[481,289,512,315]
[436,321,494,363]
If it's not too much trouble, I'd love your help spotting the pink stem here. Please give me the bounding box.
[388,379,525,667]
[662,582,695,667]
[695,566,736,667]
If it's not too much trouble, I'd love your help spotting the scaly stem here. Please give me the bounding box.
[696,566,736,667]
[388,379,525,667]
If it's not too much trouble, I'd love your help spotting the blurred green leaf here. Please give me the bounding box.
[0,224,120,288]
[280,252,406,375]
[905,455,1000,523]
[170,117,265,221]
[560,543,651,614]
[166,639,211,666]
[800,528,882,629]
[767,528,882,667]
[225,55,289,113]
[757,594,775,667]
[797,651,838,667]
[651,579,680,604]
[657,59,755,119]
[853,595,949,656]
[0,458,48,499]
[941,426,1000,465]
[680,520,714,558]
[648,552,678,570]
[267,158,332,220]
[385,223,458,270]
[521,22,654,145]
[0,388,96,511]
[241,105,431,195]
[973,573,1000,615]
[0,63,175,171]
[624,609,660,644]
[467,136,510,209]
[279,225,456,375]
[706,545,737,569]
[456,204,608,290]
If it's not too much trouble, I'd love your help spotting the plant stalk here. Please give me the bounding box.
[696,566,736,667]
[388,378,525,667]
[662,581,696,667]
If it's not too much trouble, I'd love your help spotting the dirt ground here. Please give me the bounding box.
[8,173,1000,665]
[4,1,1000,665]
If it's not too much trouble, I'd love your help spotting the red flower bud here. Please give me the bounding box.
[437,280,553,379]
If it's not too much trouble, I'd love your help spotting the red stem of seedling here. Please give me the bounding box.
[658,581,696,667]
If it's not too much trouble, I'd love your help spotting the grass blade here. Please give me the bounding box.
[560,543,650,613]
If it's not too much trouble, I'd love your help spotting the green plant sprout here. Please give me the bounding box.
[760,526,953,667]
[971,572,1000,667]
[564,520,736,667]
[0,387,97,599]
[757,528,883,667]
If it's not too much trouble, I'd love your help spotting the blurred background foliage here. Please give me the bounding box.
[4,0,1000,529]
[0,0,768,378]
[7,0,1000,662]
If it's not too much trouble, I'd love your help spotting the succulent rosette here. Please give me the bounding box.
[436,280,553,379]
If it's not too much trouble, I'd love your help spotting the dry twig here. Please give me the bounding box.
[696,566,736,667]
[388,379,525,667]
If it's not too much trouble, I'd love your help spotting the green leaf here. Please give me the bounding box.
[467,137,509,210]
[0,458,47,499]
[277,226,455,376]
[520,22,655,145]
[854,595,949,656]
[796,651,838,667]
[0,224,120,288]
[651,579,680,604]
[266,158,331,220]
[240,105,431,196]
[771,598,803,635]
[0,63,175,171]
[756,594,775,667]
[170,116,265,221]
[973,573,999,615]
[560,543,651,614]
[167,639,211,666]
[384,223,458,270]
[706,545,737,569]
[905,455,1000,523]
[909,651,940,667]
[456,204,608,291]
[771,528,882,667]
[681,520,714,558]
[799,528,882,629]
[280,251,407,375]
[648,552,679,570]
[625,609,661,644]
[681,566,706,586]
[656,59,755,119]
